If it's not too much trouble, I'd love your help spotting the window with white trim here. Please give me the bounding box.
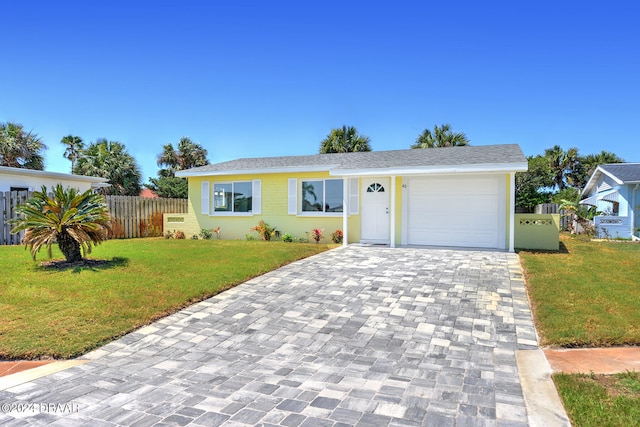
[301,179,343,213]
[213,181,254,213]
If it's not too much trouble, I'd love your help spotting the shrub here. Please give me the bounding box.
[251,220,278,241]
[282,233,294,243]
[164,230,174,239]
[331,229,343,244]
[174,230,186,239]
[310,228,324,243]
[199,228,213,240]
[245,234,257,241]
[191,234,199,240]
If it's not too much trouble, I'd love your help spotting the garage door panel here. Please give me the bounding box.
[407,176,500,248]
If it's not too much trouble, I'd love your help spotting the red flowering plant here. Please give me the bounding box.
[310,228,324,243]
[331,229,343,244]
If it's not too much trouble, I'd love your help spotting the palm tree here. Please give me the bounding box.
[9,184,111,263]
[319,126,371,154]
[74,139,142,196]
[544,145,579,191]
[157,137,209,174]
[411,124,470,149]
[146,137,209,198]
[61,135,84,173]
[568,150,624,190]
[0,122,47,169]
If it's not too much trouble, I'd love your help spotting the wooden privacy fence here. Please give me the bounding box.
[104,195,188,239]
[0,191,32,245]
[535,203,570,231]
[1,191,188,245]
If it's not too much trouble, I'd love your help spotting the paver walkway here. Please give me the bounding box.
[1,246,541,426]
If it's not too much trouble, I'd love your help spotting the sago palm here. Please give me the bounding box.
[10,184,111,262]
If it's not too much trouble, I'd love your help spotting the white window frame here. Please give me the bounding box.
[210,180,260,216]
[299,178,344,216]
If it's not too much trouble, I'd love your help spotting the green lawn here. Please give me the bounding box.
[519,234,640,427]
[0,238,333,360]
[554,371,640,427]
[519,234,640,347]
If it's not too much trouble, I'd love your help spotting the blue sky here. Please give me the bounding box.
[2,1,639,182]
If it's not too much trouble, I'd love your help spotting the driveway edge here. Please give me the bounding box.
[516,349,571,427]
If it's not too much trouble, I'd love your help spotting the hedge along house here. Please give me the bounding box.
[175,144,528,251]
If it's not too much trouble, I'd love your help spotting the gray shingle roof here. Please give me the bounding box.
[178,144,527,176]
[600,163,640,183]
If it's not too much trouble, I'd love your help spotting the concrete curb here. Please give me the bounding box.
[516,349,571,426]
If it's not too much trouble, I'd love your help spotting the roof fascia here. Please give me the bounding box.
[599,168,625,185]
[0,166,108,183]
[176,165,335,178]
[329,162,529,177]
[582,167,624,196]
[176,161,529,178]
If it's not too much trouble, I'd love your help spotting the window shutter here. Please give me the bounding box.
[201,181,210,215]
[349,178,359,215]
[252,180,262,214]
[288,178,297,215]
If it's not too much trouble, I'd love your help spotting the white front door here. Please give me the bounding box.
[361,178,390,243]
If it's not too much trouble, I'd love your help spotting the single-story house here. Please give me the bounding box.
[580,163,640,240]
[0,166,109,193]
[175,144,528,251]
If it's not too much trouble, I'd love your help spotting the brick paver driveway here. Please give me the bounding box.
[1,246,538,426]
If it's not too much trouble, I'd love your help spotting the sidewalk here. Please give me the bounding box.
[0,361,53,378]
[544,347,640,374]
[4,347,638,381]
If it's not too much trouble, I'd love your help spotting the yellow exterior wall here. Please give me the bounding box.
[182,172,359,243]
[177,172,514,247]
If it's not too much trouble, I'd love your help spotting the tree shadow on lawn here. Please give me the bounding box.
[516,241,570,255]
[36,257,129,273]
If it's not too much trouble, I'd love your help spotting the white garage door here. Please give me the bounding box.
[407,175,502,248]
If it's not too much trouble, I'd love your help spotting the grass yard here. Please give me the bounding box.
[554,371,640,427]
[0,238,333,360]
[519,234,640,426]
[519,234,640,347]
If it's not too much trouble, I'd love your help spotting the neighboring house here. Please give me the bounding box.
[580,163,640,240]
[175,145,528,251]
[140,188,159,198]
[0,166,109,193]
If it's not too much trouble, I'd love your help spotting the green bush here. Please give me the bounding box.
[282,233,294,242]
[199,228,213,240]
